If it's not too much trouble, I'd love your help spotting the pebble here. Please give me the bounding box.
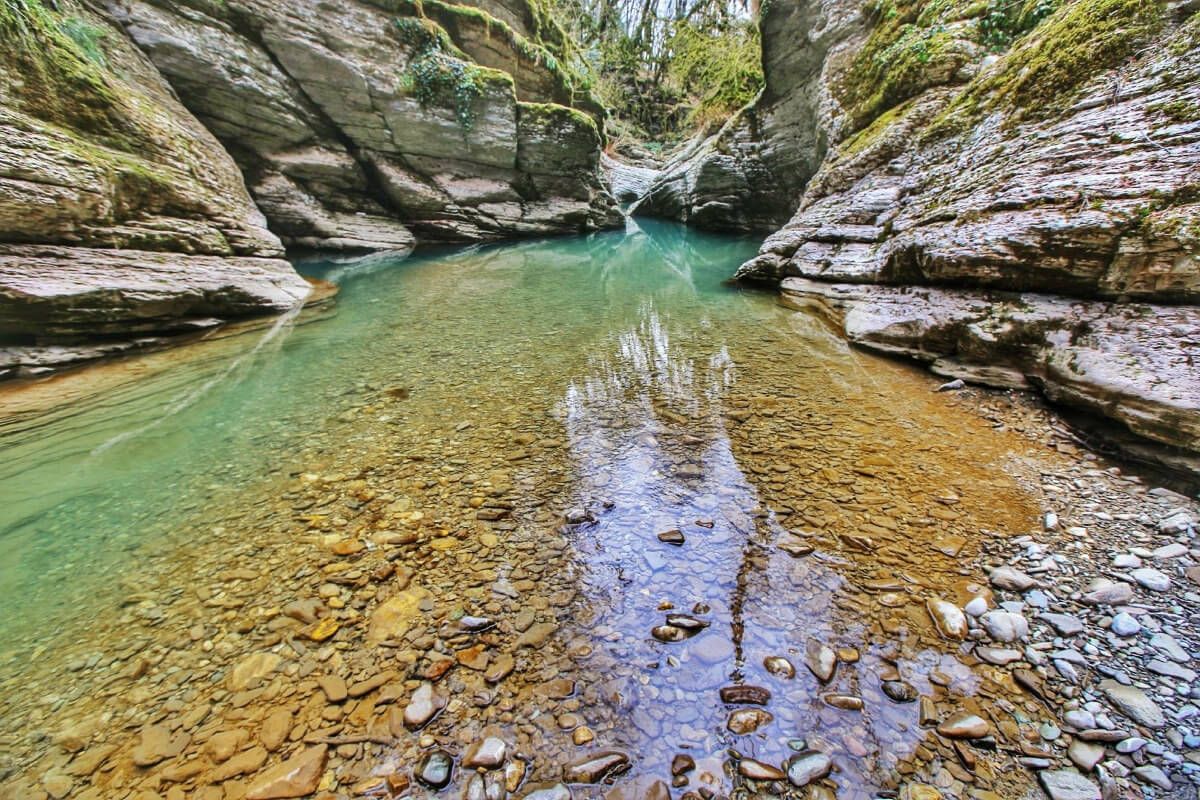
[989,565,1037,591]
[464,737,507,769]
[804,640,837,682]
[926,599,968,640]
[937,712,989,739]
[785,752,832,787]
[737,758,785,781]
[1110,612,1141,637]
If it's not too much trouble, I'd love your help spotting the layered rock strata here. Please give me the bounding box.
[635,0,1200,470]
[101,0,621,248]
[0,0,310,376]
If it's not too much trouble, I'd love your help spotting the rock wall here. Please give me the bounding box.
[727,0,1200,470]
[631,0,869,231]
[0,0,310,377]
[101,0,621,249]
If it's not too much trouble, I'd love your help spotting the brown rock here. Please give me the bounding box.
[245,745,328,799]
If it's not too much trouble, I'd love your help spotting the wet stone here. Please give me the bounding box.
[417,750,454,789]
[882,680,918,703]
[563,751,630,784]
[727,708,773,734]
[464,736,508,769]
[786,752,832,787]
[926,599,967,640]
[937,712,990,740]
[804,640,837,683]
[657,529,685,545]
[763,656,795,678]
[245,745,327,800]
[719,685,770,705]
[670,754,695,776]
[738,758,786,781]
[404,682,446,730]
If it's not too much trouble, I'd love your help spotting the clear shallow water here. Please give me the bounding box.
[0,220,1042,798]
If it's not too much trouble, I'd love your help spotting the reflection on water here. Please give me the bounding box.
[0,220,1042,799]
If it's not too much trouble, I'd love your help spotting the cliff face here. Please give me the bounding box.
[101,0,621,249]
[711,0,1200,470]
[0,0,621,377]
[631,0,869,231]
[0,0,310,377]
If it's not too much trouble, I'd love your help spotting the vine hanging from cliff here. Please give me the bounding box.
[395,16,488,131]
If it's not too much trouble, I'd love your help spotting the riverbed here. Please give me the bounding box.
[1,220,1196,800]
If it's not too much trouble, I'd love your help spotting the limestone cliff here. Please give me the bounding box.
[715,0,1200,471]
[0,0,310,378]
[101,0,622,249]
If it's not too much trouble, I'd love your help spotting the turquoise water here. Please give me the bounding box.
[0,219,1041,797]
[0,219,767,642]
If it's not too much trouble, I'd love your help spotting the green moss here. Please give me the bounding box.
[937,0,1166,127]
[517,100,598,137]
[1154,100,1200,123]
[0,0,129,142]
[834,0,978,133]
[836,97,919,159]
[978,0,1058,51]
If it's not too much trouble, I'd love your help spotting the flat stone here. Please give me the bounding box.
[486,653,516,683]
[245,745,328,800]
[260,710,292,752]
[937,712,989,739]
[228,652,283,691]
[1067,739,1105,772]
[1149,633,1190,662]
[1131,567,1170,591]
[1038,769,1100,800]
[1040,613,1084,636]
[515,622,556,648]
[1152,542,1188,559]
[976,646,1023,665]
[785,752,832,787]
[563,751,630,784]
[1100,679,1166,728]
[1132,765,1172,790]
[989,566,1037,591]
[719,685,770,705]
[317,675,347,702]
[464,737,508,769]
[1147,658,1196,681]
[1080,579,1133,606]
